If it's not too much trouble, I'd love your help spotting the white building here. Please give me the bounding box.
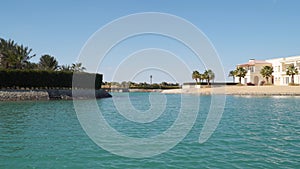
[236,56,300,86]
[266,56,300,85]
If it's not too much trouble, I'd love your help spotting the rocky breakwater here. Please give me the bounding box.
[47,89,112,100]
[0,89,112,101]
[0,90,49,101]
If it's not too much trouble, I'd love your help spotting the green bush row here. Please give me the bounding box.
[0,70,102,89]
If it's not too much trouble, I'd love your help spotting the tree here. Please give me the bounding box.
[235,67,247,84]
[161,82,168,86]
[200,73,205,82]
[228,70,236,82]
[286,64,299,84]
[14,44,36,69]
[39,54,58,70]
[24,62,39,70]
[0,38,35,69]
[203,69,215,85]
[121,81,129,88]
[71,63,86,72]
[192,70,201,83]
[0,38,15,68]
[260,66,273,84]
[58,64,71,71]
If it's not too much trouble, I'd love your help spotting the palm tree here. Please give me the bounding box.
[71,63,86,72]
[0,38,35,69]
[0,53,4,68]
[192,70,201,84]
[39,54,59,70]
[235,67,247,84]
[58,64,71,71]
[24,62,39,70]
[0,38,17,68]
[200,73,205,83]
[203,69,215,85]
[228,70,236,82]
[286,64,299,84]
[14,44,35,69]
[260,66,273,84]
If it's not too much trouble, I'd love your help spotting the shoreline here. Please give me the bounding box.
[161,86,300,96]
[0,89,112,101]
[2,86,300,101]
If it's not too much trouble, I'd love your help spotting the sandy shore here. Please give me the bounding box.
[161,86,300,96]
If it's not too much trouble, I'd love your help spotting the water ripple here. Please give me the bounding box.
[0,95,300,168]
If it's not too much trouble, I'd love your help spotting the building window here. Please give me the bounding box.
[249,66,254,72]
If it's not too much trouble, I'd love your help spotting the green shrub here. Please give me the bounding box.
[0,70,102,89]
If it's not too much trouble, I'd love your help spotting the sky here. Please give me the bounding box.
[1,0,300,83]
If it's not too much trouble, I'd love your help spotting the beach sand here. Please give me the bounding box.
[161,86,300,96]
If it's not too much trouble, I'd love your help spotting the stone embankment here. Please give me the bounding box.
[0,90,49,101]
[0,89,112,101]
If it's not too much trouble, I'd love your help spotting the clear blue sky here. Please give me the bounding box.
[1,0,300,83]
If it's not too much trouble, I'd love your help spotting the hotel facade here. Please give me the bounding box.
[236,56,300,85]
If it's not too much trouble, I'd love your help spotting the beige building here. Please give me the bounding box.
[235,59,272,85]
[236,56,300,85]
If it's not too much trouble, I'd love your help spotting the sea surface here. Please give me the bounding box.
[1,93,300,168]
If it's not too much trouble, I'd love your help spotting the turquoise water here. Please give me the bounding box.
[1,93,300,168]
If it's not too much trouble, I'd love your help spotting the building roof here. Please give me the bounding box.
[266,55,300,63]
[266,56,300,61]
[238,59,271,67]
